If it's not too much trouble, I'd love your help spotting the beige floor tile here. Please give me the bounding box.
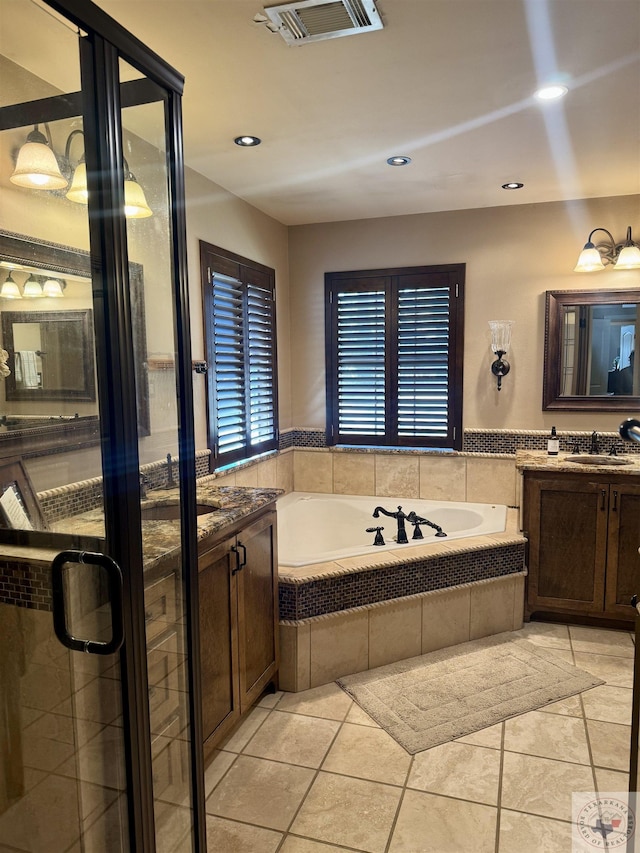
[56,727,127,790]
[586,720,632,772]
[20,663,72,713]
[321,722,411,786]
[504,710,591,765]
[537,694,583,717]
[388,789,497,853]
[21,731,76,773]
[517,621,572,650]
[205,755,315,831]
[290,771,402,853]
[455,721,503,749]
[280,837,362,852]
[205,815,282,852]
[498,810,574,853]
[572,652,634,688]
[500,752,595,821]
[569,626,635,658]
[408,741,501,805]
[277,683,353,721]
[204,750,236,797]
[220,706,270,753]
[344,702,379,727]
[257,690,284,709]
[581,685,632,726]
[594,767,629,793]
[243,710,341,767]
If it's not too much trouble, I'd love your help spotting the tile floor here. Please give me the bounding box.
[204,622,637,853]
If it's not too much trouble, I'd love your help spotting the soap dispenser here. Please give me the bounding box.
[547,426,559,456]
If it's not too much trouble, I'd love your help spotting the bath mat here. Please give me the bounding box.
[336,632,604,754]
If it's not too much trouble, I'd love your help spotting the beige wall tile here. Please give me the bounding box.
[375,455,419,498]
[470,576,518,640]
[309,611,368,687]
[513,575,525,629]
[276,451,294,493]
[278,622,310,693]
[333,453,375,496]
[369,599,422,669]
[212,472,236,488]
[257,456,278,488]
[235,465,258,487]
[421,587,470,653]
[419,456,467,502]
[466,457,517,506]
[294,451,333,493]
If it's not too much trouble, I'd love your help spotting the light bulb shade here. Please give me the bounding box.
[124,176,152,218]
[0,280,21,299]
[574,243,605,272]
[488,320,514,354]
[615,244,640,270]
[23,277,43,298]
[10,129,67,190]
[43,278,65,297]
[65,161,89,203]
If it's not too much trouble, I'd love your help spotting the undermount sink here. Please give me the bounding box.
[140,502,220,521]
[567,455,632,467]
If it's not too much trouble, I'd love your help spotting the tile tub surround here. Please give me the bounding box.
[278,509,527,690]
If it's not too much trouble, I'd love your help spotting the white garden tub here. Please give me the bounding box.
[277,492,507,567]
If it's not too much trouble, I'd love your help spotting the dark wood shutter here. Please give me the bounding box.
[201,242,278,468]
[326,265,463,449]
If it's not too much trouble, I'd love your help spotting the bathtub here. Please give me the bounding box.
[276,492,507,567]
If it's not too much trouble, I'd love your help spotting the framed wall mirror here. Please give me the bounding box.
[0,230,150,457]
[543,288,640,411]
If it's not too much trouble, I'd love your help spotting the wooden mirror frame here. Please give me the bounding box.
[0,230,150,458]
[543,288,640,411]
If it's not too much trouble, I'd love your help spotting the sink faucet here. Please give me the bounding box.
[372,505,409,544]
[590,431,600,454]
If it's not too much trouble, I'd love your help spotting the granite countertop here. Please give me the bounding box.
[515,449,640,475]
[47,484,282,572]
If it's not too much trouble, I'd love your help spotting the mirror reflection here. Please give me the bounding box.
[544,289,640,411]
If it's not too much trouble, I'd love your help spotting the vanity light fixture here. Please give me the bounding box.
[22,275,43,298]
[10,126,152,218]
[387,156,412,166]
[0,272,22,300]
[489,320,514,391]
[43,278,65,298]
[574,226,640,272]
[234,135,261,147]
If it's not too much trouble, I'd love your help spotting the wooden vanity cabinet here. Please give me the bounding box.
[523,472,640,625]
[198,507,278,762]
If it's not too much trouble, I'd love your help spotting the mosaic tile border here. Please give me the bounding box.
[0,560,52,611]
[278,541,525,620]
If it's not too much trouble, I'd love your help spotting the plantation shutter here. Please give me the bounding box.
[336,289,386,436]
[201,241,278,467]
[326,265,463,449]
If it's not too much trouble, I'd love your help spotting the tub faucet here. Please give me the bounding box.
[139,472,150,499]
[372,506,409,544]
[590,431,600,454]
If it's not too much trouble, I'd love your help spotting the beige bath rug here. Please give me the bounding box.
[336,632,604,754]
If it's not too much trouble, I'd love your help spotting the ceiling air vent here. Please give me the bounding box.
[264,0,383,46]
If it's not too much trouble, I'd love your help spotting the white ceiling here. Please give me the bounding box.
[31,0,640,225]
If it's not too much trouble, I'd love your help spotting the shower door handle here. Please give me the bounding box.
[51,550,124,655]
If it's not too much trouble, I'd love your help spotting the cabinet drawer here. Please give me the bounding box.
[151,713,188,800]
[145,573,177,643]
[148,629,182,732]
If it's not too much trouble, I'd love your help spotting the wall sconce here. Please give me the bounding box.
[489,320,513,391]
[10,125,152,218]
[0,272,22,300]
[574,226,640,272]
[42,278,65,298]
[22,275,44,298]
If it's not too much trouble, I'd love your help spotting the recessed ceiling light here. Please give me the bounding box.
[534,84,568,101]
[502,182,524,190]
[387,156,411,166]
[234,135,261,147]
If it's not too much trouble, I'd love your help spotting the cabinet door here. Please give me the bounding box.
[526,477,609,613]
[199,537,240,758]
[605,482,640,618]
[237,511,279,711]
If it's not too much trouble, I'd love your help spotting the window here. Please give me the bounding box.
[325,264,464,449]
[200,241,278,467]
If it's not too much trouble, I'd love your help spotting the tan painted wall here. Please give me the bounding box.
[288,194,640,434]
